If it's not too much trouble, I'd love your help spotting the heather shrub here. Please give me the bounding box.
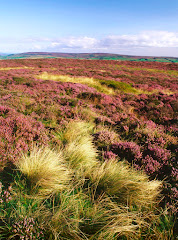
[141,144,171,175]
[0,185,46,240]
[77,91,102,103]
[0,106,48,170]
[103,151,118,160]
[93,129,118,148]
[12,76,25,84]
[12,217,45,240]
[110,141,142,162]
[0,181,12,204]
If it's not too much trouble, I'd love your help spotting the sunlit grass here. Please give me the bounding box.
[91,159,161,208]
[36,73,139,94]
[54,120,161,209]
[0,120,172,239]
[37,72,114,95]
[16,145,71,195]
[0,67,34,71]
[99,79,138,93]
[55,121,98,175]
[37,72,176,95]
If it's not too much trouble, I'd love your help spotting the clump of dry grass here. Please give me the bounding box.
[91,159,161,208]
[11,121,166,239]
[16,146,71,195]
[49,189,147,240]
[54,121,161,209]
[58,121,98,173]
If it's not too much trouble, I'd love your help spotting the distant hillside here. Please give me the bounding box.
[0,53,8,56]
[0,52,178,63]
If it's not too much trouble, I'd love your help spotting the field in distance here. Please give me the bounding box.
[0,52,178,63]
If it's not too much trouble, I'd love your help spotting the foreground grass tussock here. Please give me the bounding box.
[16,146,71,195]
[0,121,168,239]
[92,159,161,208]
[59,121,98,172]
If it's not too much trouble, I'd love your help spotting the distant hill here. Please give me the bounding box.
[0,53,8,56]
[0,52,178,63]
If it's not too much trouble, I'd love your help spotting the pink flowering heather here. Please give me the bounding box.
[103,151,118,160]
[0,182,12,204]
[0,105,48,168]
[12,217,44,240]
[110,141,142,162]
[93,130,118,147]
[142,155,161,175]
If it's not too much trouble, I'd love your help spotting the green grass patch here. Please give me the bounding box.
[99,79,138,93]
[115,65,178,77]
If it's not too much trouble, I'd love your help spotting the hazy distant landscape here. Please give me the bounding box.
[1,52,178,62]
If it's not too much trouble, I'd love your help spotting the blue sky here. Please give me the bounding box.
[0,0,178,56]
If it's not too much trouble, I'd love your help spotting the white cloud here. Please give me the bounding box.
[50,36,98,49]
[100,31,178,48]
[46,31,178,56]
[0,31,178,56]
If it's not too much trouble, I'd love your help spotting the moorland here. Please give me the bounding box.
[0,58,177,239]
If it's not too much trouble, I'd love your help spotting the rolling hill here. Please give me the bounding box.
[0,52,178,62]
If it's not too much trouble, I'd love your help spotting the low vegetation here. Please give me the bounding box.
[0,121,169,239]
[0,58,177,239]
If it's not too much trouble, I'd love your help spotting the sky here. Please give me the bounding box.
[0,0,178,56]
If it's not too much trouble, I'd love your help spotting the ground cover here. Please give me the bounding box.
[0,58,177,239]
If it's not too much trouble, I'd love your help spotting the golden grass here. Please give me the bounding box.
[0,66,34,71]
[37,72,176,95]
[58,121,98,175]
[16,146,71,195]
[74,107,99,122]
[37,72,114,95]
[55,121,161,208]
[49,188,155,240]
[137,88,176,95]
[13,121,165,239]
[91,159,161,208]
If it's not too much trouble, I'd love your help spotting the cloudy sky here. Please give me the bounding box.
[0,0,178,56]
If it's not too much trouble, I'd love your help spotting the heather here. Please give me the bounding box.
[0,58,177,239]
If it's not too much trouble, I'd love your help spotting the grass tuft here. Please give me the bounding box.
[56,121,98,174]
[16,146,71,195]
[91,159,162,208]
[1,120,171,239]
